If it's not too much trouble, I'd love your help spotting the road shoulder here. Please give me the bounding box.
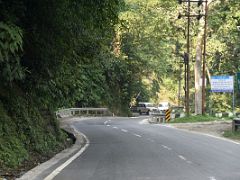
[165,121,240,144]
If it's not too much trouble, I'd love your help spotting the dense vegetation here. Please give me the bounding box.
[119,0,240,112]
[0,0,127,172]
[0,0,239,172]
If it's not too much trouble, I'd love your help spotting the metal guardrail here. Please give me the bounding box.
[149,111,166,123]
[149,109,186,124]
[56,108,113,118]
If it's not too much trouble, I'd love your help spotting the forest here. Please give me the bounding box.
[0,0,239,173]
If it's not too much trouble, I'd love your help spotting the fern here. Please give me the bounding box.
[0,22,24,82]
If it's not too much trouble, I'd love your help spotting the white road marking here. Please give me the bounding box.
[107,125,110,127]
[162,124,240,145]
[104,120,111,125]
[209,176,217,180]
[178,155,186,161]
[158,124,174,128]
[121,129,128,132]
[203,133,240,145]
[130,117,139,119]
[113,126,118,129]
[44,132,90,180]
[161,145,172,150]
[139,119,149,124]
[133,133,142,137]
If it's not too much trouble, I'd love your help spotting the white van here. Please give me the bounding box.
[157,102,170,112]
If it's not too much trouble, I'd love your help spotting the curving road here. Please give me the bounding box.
[52,117,240,180]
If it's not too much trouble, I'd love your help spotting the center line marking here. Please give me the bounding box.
[209,177,217,180]
[162,145,172,150]
[107,125,110,127]
[178,155,186,161]
[121,129,128,132]
[133,133,142,137]
[113,126,118,129]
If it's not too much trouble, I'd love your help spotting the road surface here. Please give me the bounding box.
[51,117,240,180]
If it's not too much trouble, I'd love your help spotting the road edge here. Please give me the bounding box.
[161,124,240,145]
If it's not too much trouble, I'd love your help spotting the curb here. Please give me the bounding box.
[17,121,86,180]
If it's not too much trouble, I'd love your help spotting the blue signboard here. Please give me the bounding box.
[210,76,234,93]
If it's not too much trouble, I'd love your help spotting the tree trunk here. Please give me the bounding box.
[195,36,202,114]
[195,0,214,115]
[194,20,205,115]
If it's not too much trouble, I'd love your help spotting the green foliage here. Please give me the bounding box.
[0,0,126,170]
[223,130,240,140]
[0,0,240,170]
[0,22,25,82]
[0,101,28,168]
[118,0,184,104]
[205,0,240,112]
[0,87,67,168]
[208,0,240,75]
[170,115,219,123]
[209,93,233,112]
[0,137,28,168]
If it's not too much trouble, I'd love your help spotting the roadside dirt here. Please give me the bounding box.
[170,121,232,138]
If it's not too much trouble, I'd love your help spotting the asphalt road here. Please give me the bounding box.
[52,117,240,180]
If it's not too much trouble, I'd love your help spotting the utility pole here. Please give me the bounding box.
[186,0,190,116]
[177,0,207,116]
[178,63,182,106]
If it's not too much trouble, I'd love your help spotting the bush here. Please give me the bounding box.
[0,88,66,169]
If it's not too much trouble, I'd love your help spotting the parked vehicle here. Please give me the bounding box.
[130,102,157,115]
[157,102,170,113]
